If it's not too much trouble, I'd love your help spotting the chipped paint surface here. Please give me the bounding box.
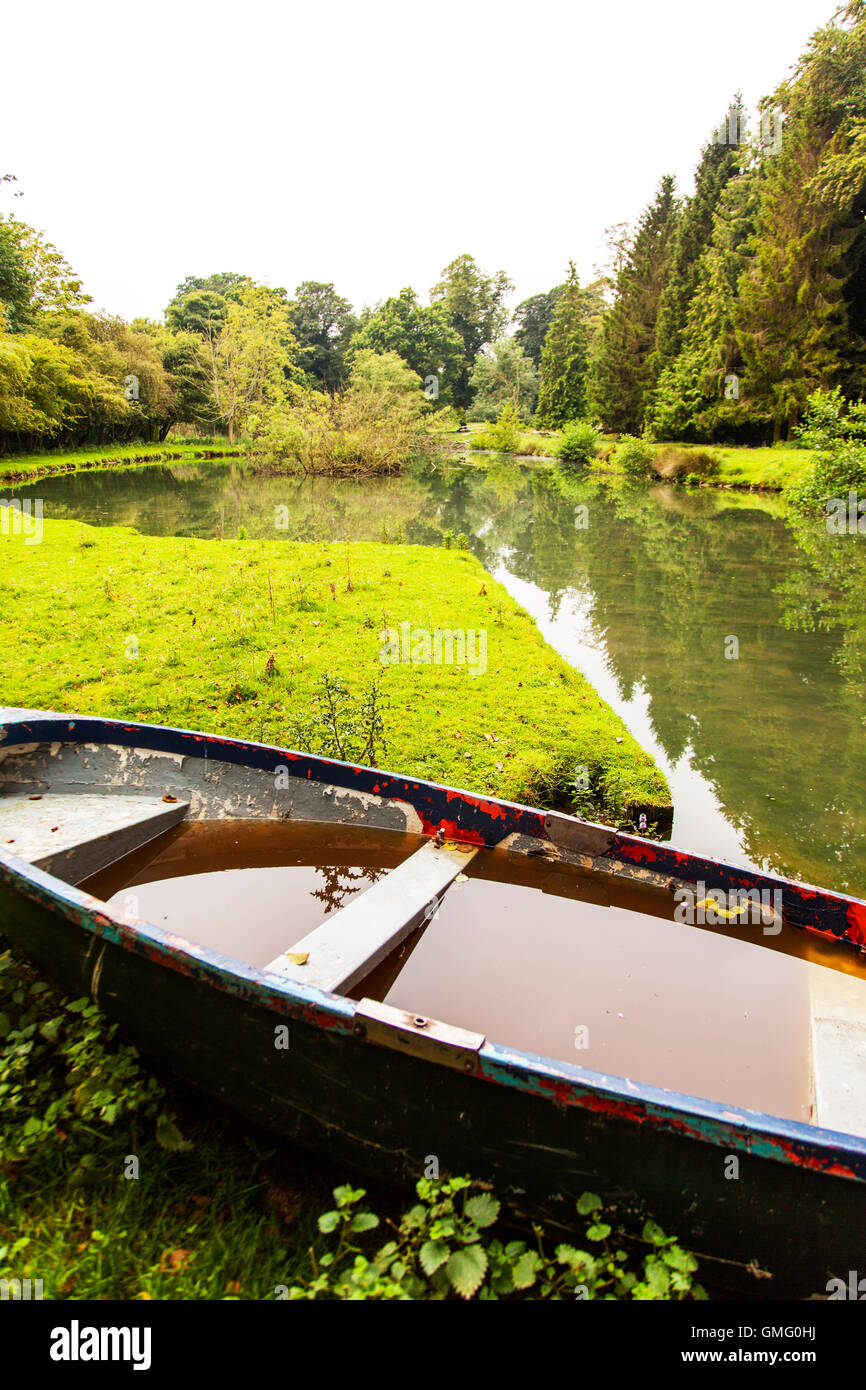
[2,707,866,1191]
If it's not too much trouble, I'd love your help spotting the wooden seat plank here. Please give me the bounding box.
[0,793,189,883]
[265,838,479,993]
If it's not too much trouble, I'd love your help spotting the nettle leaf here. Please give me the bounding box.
[155,1112,192,1152]
[464,1192,500,1229]
[350,1212,379,1234]
[644,1258,672,1295]
[419,1240,450,1276]
[642,1219,667,1247]
[511,1251,542,1290]
[577,1191,602,1215]
[662,1244,697,1273]
[447,1244,488,1299]
[586,1223,611,1242]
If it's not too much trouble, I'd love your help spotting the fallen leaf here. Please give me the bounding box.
[158,1249,191,1274]
[285,952,309,966]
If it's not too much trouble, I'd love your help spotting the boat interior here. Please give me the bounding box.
[2,736,866,1139]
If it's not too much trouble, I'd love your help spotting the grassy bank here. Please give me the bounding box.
[463,423,815,491]
[0,520,670,821]
[633,443,813,491]
[0,440,243,486]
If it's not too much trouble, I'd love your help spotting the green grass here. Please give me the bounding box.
[0,439,242,485]
[691,444,813,489]
[0,520,670,820]
[463,427,815,491]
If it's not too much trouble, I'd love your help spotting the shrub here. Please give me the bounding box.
[246,377,432,476]
[557,419,601,467]
[611,434,656,477]
[469,403,522,454]
[789,387,866,512]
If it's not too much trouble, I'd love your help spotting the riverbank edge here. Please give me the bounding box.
[462,442,795,492]
[3,433,811,495]
[0,444,243,486]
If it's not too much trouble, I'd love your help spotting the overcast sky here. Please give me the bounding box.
[1,0,840,322]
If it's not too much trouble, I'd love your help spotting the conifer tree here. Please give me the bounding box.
[590,177,678,433]
[652,172,760,439]
[653,101,745,379]
[534,263,589,427]
[735,2,866,438]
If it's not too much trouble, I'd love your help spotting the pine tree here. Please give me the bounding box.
[652,172,761,440]
[590,176,678,433]
[653,101,745,379]
[534,263,589,428]
[735,2,866,439]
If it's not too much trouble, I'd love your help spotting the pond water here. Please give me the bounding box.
[10,455,866,897]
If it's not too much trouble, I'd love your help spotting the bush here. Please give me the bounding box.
[246,373,432,477]
[789,387,866,512]
[469,403,522,454]
[611,434,656,477]
[557,419,601,467]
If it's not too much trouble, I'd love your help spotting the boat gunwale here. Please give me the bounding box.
[2,707,866,1183]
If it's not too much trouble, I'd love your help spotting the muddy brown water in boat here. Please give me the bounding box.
[81,818,866,1125]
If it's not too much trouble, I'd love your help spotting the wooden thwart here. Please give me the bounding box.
[265,838,480,993]
[0,793,189,884]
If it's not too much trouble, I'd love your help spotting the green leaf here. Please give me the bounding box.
[419,1240,450,1276]
[318,1210,340,1234]
[156,1112,192,1152]
[577,1191,603,1215]
[350,1212,379,1234]
[662,1244,697,1274]
[38,1016,63,1041]
[642,1219,667,1246]
[446,1244,488,1299]
[586,1223,611,1241]
[511,1251,542,1289]
[464,1192,500,1229]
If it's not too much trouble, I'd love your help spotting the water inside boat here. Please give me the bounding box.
[80,818,866,1126]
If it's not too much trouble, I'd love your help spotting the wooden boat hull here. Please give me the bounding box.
[3,708,866,1297]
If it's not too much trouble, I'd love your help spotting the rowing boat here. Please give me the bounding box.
[2,706,866,1296]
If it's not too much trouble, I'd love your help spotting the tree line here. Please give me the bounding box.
[2,0,865,456]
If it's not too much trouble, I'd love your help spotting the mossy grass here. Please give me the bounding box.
[0,519,670,820]
[0,440,242,486]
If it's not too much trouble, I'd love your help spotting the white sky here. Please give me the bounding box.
[0,0,839,322]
